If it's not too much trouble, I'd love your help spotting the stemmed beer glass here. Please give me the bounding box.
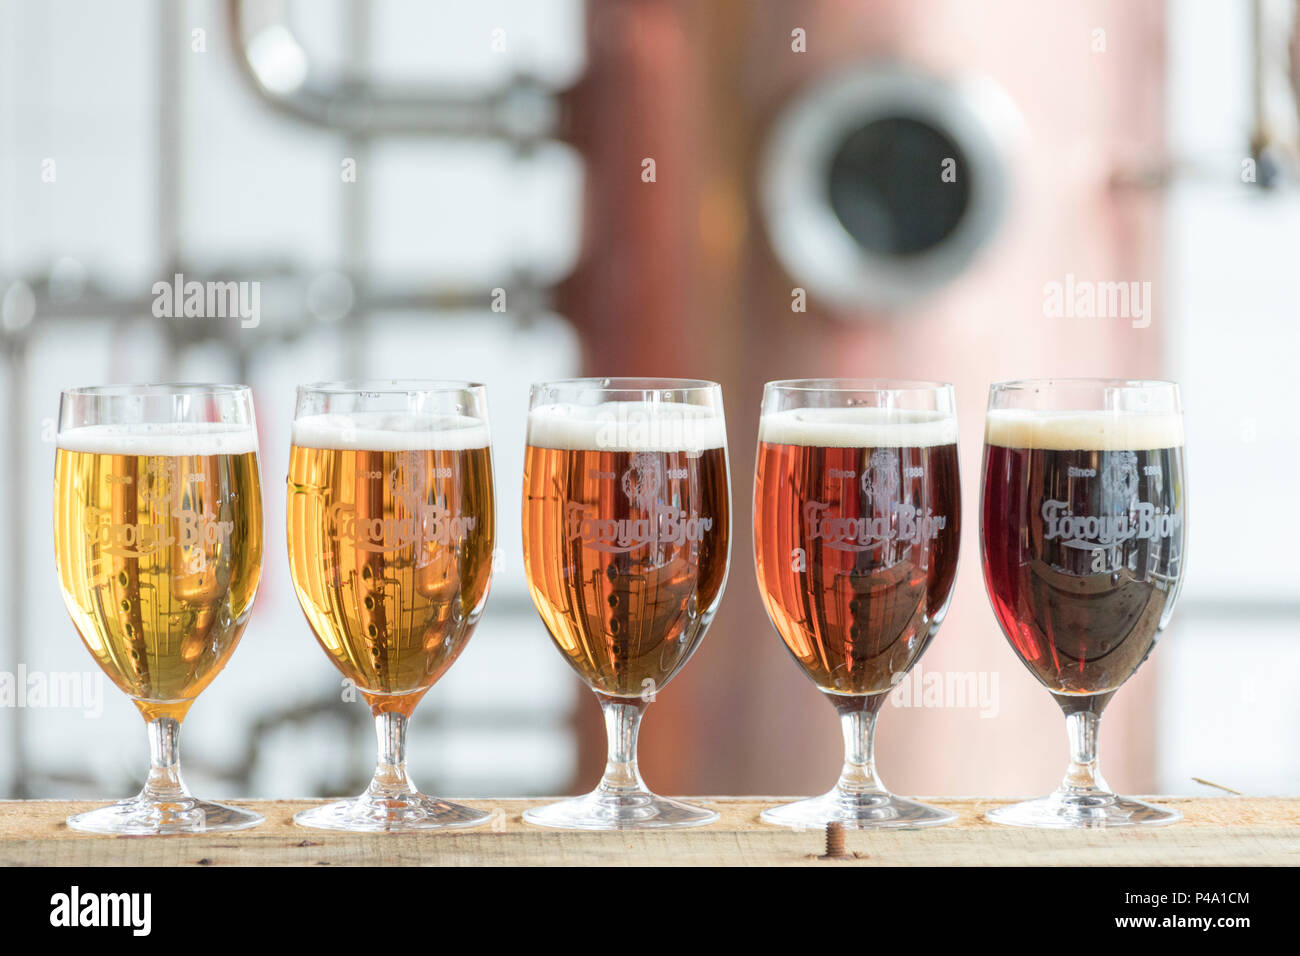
[980,379,1188,828]
[286,381,496,831]
[754,380,962,829]
[521,378,731,829]
[54,384,265,834]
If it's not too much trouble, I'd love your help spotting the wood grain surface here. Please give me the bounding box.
[2,797,1295,866]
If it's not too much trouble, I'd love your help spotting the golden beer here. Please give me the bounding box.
[286,414,495,717]
[522,403,730,698]
[53,425,263,723]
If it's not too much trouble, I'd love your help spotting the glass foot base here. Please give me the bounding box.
[67,794,264,835]
[523,789,719,830]
[986,792,1182,829]
[295,792,491,832]
[761,790,957,830]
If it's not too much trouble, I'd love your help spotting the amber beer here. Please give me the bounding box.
[287,413,495,716]
[981,410,1187,697]
[754,408,961,696]
[522,402,730,697]
[53,424,263,722]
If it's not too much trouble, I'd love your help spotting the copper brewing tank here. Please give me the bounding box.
[556,0,1168,798]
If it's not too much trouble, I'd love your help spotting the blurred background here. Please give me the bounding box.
[1,0,1297,803]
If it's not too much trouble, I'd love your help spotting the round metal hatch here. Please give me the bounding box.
[760,64,1020,313]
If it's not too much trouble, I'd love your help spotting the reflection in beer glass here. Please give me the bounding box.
[521,378,731,829]
[754,380,962,829]
[980,379,1187,828]
[287,382,496,832]
[54,384,264,834]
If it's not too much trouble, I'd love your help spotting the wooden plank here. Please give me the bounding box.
[1,797,1296,866]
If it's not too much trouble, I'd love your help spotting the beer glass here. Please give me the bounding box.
[755,380,962,829]
[54,384,264,834]
[287,382,496,831]
[522,378,731,829]
[980,379,1187,828]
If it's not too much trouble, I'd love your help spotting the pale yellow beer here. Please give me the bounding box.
[286,413,495,717]
[53,424,263,723]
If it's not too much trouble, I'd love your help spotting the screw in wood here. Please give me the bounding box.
[821,821,848,859]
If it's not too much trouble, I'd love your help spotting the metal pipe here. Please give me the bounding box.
[225,0,559,143]
[4,343,27,796]
[9,276,550,321]
[341,0,371,379]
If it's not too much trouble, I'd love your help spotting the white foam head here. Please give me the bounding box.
[57,422,259,456]
[985,409,1185,450]
[528,401,726,452]
[292,412,490,451]
[759,407,958,447]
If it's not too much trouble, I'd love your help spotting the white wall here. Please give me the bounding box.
[0,0,586,799]
[1158,0,1300,795]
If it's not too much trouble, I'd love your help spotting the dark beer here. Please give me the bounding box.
[981,410,1187,697]
[754,408,961,696]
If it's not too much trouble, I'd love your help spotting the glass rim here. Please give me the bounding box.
[60,382,251,398]
[990,377,1179,392]
[296,379,486,395]
[531,376,721,392]
[765,377,954,393]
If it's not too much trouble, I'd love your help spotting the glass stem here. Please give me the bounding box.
[143,715,189,803]
[369,712,415,798]
[1060,710,1109,795]
[833,696,887,795]
[596,694,649,794]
